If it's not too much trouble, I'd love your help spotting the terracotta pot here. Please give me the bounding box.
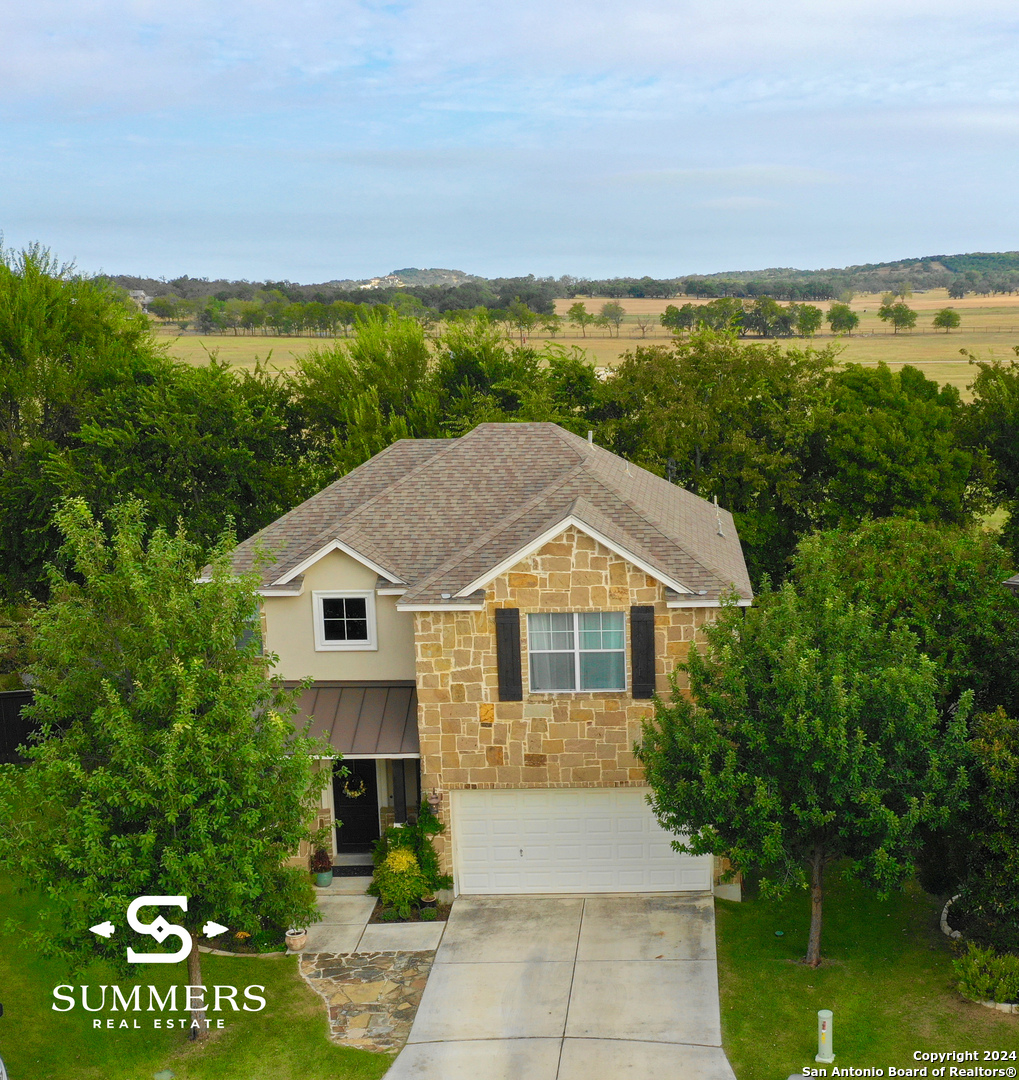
[285,930,307,951]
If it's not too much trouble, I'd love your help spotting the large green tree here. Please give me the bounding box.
[805,363,980,532]
[601,332,837,583]
[636,581,969,966]
[961,352,1019,559]
[0,245,170,596]
[933,307,961,332]
[956,708,1019,951]
[0,500,326,1037]
[826,302,859,335]
[791,518,1019,717]
[877,301,917,333]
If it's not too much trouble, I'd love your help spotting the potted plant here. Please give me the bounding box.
[285,927,308,951]
[310,847,333,888]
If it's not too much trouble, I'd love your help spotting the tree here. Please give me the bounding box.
[0,500,325,1037]
[507,298,538,343]
[567,301,595,338]
[47,360,316,553]
[541,313,563,338]
[636,581,969,966]
[147,295,180,322]
[599,301,625,337]
[806,363,979,532]
[791,518,1019,717]
[956,708,1019,951]
[698,297,745,334]
[877,301,917,333]
[961,352,1019,559]
[797,304,824,338]
[634,313,656,338]
[0,244,174,598]
[660,303,698,334]
[601,332,837,583]
[933,307,961,332]
[826,302,859,335]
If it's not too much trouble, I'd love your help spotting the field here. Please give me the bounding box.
[158,288,1019,397]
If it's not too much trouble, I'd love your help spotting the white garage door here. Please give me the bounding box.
[452,788,712,895]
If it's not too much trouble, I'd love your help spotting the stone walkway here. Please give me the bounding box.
[296,891,446,1053]
[300,951,435,1052]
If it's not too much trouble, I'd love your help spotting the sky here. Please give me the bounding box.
[2,1,1018,282]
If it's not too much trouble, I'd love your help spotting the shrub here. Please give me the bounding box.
[372,848,428,919]
[379,907,401,922]
[251,928,283,952]
[419,907,438,922]
[310,847,332,873]
[954,943,1019,1003]
[369,800,453,897]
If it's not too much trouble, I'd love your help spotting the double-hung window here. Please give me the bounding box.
[313,590,377,651]
[527,612,626,692]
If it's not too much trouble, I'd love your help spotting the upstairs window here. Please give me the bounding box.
[528,612,626,692]
[313,591,377,651]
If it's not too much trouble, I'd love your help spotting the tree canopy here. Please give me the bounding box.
[791,518,1019,717]
[0,500,326,1036]
[636,580,969,966]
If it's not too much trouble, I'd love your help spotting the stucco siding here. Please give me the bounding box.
[262,549,416,681]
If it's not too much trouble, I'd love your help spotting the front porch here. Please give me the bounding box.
[288,680,422,873]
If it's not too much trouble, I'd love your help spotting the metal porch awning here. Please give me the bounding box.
[289,681,419,758]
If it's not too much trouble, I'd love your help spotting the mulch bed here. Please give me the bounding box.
[367,902,451,924]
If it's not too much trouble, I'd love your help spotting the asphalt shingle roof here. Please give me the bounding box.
[231,422,753,604]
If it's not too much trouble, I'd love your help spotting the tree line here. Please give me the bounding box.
[2,245,1016,607]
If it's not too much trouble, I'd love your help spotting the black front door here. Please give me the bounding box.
[333,760,380,853]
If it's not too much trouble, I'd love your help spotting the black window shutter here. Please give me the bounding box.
[630,605,656,698]
[495,608,523,701]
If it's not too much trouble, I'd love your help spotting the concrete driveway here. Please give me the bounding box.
[386,893,737,1080]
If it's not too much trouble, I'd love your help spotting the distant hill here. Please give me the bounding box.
[322,267,479,290]
[106,250,1019,309]
[388,268,480,287]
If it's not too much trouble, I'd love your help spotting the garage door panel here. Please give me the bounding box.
[452,788,711,894]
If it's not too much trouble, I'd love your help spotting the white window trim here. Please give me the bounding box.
[527,611,627,694]
[313,590,378,652]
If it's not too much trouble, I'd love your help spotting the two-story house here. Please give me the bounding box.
[230,422,753,896]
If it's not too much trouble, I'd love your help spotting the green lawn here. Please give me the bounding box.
[716,865,1017,1080]
[0,878,390,1080]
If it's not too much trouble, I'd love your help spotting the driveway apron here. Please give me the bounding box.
[386,893,737,1080]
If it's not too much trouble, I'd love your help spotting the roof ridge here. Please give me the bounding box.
[400,464,588,600]
[234,437,416,557]
[260,439,458,583]
[326,434,464,532]
[567,494,675,577]
[578,455,735,590]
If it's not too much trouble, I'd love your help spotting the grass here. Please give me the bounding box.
[715,864,1016,1080]
[160,289,1019,401]
[0,877,390,1080]
[155,329,324,372]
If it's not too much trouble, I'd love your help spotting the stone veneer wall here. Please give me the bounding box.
[413,527,715,876]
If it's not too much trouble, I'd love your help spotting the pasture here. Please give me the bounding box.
[159,288,1019,397]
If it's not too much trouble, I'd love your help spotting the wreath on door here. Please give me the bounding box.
[341,777,367,799]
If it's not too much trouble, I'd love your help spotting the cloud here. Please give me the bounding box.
[2,1,1019,278]
[2,0,1018,122]
[612,165,839,188]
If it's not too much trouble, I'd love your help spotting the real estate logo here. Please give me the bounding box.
[89,895,229,963]
[52,896,265,1031]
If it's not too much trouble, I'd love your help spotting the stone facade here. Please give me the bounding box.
[413,526,716,876]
